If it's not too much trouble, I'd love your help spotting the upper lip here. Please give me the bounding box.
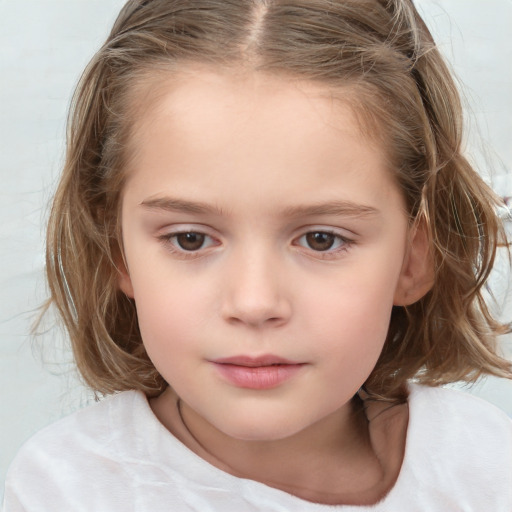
[211,355,301,367]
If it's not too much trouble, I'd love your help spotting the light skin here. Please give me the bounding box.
[118,67,432,505]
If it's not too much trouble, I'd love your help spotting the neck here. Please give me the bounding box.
[150,388,407,505]
[177,392,368,474]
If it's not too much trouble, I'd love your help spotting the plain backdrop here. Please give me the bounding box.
[1,0,512,499]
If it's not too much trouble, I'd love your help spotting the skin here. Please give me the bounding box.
[118,68,431,505]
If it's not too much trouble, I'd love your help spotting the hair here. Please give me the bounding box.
[45,0,511,401]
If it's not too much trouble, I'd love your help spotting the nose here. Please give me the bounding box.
[221,247,292,328]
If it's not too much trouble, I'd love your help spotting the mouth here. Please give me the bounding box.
[210,355,306,389]
[212,355,301,367]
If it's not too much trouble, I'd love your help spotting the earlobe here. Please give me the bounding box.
[393,220,434,306]
[115,247,135,298]
[118,267,135,298]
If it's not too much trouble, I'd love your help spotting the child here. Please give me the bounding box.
[3,0,512,509]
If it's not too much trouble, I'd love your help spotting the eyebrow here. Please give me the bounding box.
[141,197,224,215]
[140,197,380,218]
[281,200,380,218]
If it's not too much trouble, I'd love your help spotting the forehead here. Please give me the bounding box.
[120,67,405,220]
[126,65,390,163]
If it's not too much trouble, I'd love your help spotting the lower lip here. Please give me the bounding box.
[213,363,304,390]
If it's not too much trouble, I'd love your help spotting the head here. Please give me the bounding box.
[47,0,511,402]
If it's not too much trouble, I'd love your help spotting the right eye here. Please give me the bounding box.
[160,231,218,253]
[173,232,207,251]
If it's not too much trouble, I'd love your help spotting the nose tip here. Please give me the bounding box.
[221,255,291,328]
[225,304,289,328]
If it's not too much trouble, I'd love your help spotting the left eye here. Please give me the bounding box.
[296,231,347,252]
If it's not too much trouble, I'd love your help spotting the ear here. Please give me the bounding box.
[118,264,134,298]
[393,219,434,306]
[115,246,135,298]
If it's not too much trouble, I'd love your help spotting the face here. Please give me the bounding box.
[119,68,416,442]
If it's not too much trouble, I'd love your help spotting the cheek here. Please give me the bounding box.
[322,295,392,360]
[311,258,399,325]
[308,267,400,367]
[135,286,196,335]
[134,298,197,387]
[129,272,216,361]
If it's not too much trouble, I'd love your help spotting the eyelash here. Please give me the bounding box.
[157,229,354,259]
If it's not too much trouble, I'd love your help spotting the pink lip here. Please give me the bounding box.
[211,355,305,390]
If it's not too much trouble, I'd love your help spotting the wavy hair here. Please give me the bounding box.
[45,0,511,399]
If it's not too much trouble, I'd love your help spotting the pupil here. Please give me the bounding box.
[177,232,205,251]
[306,232,335,251]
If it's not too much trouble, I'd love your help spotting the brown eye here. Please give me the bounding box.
[175,232,206,251]
[305,232,336,251]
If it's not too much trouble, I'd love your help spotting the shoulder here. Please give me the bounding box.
[3,390,149,510]
[408,383,512,438]
[399,383,512,508]
[9,389,142,459]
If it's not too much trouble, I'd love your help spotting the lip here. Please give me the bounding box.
[211,355,305,390]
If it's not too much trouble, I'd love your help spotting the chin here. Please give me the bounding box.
[215,411,311,443]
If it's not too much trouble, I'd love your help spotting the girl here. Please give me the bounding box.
[3,0,512,510]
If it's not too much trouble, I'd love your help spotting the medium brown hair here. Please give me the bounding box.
[46,0,511,400]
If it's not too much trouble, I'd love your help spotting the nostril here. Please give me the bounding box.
[223,305,291,328]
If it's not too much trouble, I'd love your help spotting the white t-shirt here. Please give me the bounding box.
[3,384,512,511]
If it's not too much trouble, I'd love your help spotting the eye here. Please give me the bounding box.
[174,232,207,251]
[160,231,218,252]
[295,230,350,253]
[304,232,336,251]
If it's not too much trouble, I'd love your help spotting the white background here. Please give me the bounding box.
[1,0,511,498]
